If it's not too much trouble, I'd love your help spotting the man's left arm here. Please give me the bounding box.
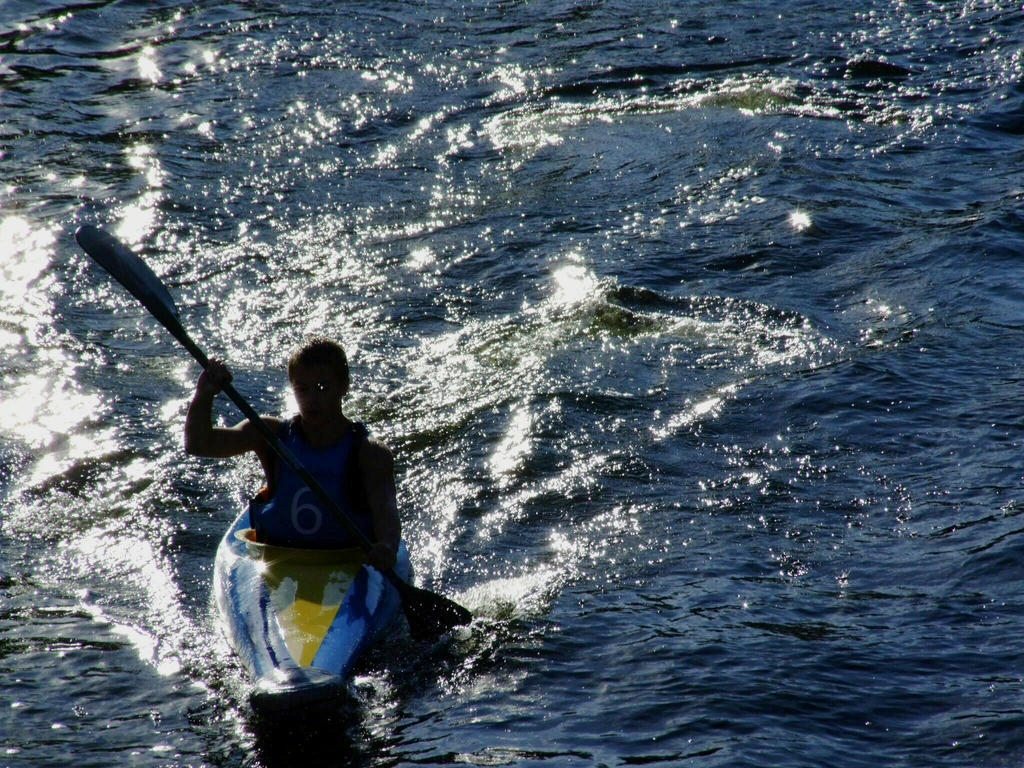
[361,440,401,570]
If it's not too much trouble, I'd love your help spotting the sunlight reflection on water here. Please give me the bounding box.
[0,216,56,312]
[115,144,165,246]
[4,1,1022,763]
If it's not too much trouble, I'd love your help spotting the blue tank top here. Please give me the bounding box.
[249,419,374,548]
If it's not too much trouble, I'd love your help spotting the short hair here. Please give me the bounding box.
[287,337,350,396]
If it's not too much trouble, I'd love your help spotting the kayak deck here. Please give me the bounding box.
[213,511,411,711]
[254,535,366,666]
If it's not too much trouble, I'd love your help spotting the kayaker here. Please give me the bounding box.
[184,337,400,570]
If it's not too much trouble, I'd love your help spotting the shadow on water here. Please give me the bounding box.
[241,621,514,768]
[248,696,374,768]
[242,609,543,767]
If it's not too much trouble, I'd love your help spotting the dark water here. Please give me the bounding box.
[3,1,1024,766]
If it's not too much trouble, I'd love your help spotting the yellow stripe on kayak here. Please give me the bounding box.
[238,530,365,666]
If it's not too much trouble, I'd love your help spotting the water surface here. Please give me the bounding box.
[3,2,1024,766]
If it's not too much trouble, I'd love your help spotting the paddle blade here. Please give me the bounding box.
[75,225,184,338]
[392,577,473,640]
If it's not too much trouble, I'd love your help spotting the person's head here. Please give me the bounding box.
[287,337,350,415]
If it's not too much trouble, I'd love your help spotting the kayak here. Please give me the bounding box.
[213,509,411,712]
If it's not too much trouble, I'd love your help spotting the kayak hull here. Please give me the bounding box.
[213,509,410,712]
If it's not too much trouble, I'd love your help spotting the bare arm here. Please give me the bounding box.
[183,359,278,461]
[359,439,402,570]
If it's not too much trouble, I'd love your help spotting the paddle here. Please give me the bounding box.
[74,224,472,640]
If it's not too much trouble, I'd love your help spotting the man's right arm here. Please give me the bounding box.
[183,359,271,458]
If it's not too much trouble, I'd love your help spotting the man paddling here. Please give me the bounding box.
[184,337,400,571]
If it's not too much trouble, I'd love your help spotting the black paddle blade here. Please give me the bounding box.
[74,225,185,341]
[392,576,473,640]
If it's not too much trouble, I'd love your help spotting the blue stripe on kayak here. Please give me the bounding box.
[311,544,409,675]
[312,566,370,676]
[218,525,296,681]
[225,553,272,676]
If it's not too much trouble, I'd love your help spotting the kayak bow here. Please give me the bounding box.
[214,509,412,711]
